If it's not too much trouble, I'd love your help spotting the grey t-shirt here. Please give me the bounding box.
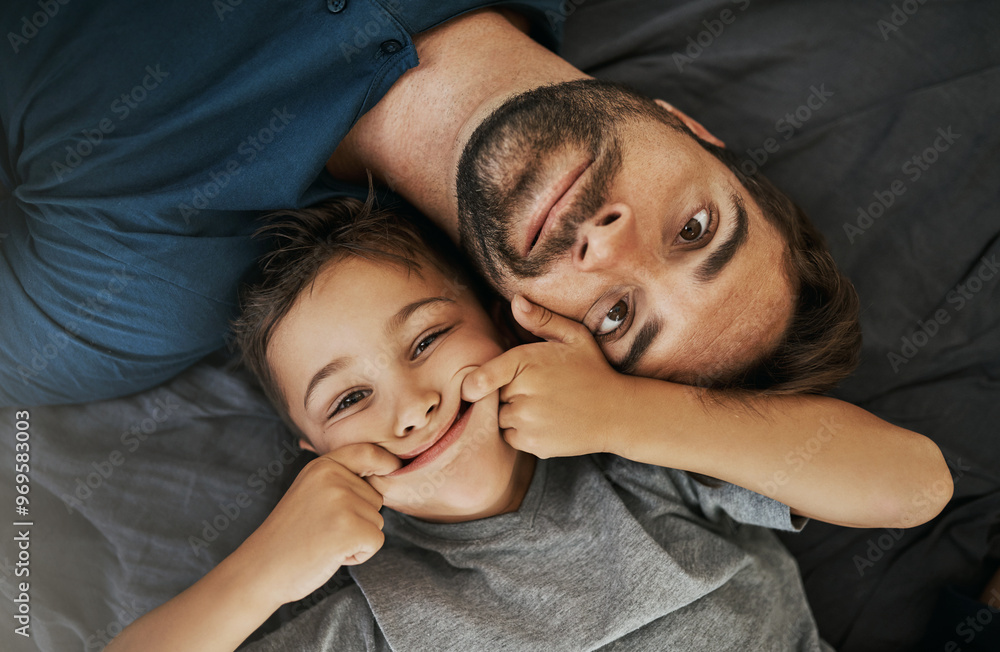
[245,455,833,651]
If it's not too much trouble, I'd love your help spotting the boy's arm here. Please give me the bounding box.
[107,446,396,652]
[464,297,953,529]
[105,544,288,652]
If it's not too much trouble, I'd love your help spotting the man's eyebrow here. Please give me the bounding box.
[386,296,455,335]
[696,192,749,283]
[613,317,663,376]
[303,356,350,411]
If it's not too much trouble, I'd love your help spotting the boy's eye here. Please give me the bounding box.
[331,389,372,418]
[412,327,451,360]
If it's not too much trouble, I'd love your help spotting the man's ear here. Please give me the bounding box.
[654,99,726,148]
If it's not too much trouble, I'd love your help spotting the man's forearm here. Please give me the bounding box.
[617,378,953,528]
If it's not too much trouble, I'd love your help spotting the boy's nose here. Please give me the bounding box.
[395,387,439,438]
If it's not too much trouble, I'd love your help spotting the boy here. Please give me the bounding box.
[108,197,951,651]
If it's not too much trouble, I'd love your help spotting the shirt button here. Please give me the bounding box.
[379,39,402,55]
[327,0,346,13]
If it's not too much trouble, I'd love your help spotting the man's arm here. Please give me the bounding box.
[617,379,951,528]
[107,448,391,652]
[463,297,953,529]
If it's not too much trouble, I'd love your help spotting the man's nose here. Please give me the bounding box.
[394,384,440,438]
[572,202,638,272]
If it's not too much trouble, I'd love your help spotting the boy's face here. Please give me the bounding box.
[268,255,531,522]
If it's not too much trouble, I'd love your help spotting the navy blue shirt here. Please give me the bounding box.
[0,0,563,406]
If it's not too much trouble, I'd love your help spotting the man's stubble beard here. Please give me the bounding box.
[455,81,640,286]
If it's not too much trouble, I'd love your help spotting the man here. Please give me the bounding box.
[0,0,854,406]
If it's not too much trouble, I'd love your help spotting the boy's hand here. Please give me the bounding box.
[462,295,636,459]
[244,444,398,605]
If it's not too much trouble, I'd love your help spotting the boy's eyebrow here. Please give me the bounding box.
[304,357,350,411]
[304,296,455,412]
[386,296,455,335]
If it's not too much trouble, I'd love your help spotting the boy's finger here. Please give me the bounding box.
[462,351,525,403]
[511,295,590,345]
[327,444,401,481]
[341,529,385,566]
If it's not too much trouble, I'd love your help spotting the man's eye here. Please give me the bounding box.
[597,299,629,335]
[679,208,710,242]
[331,389,372,417]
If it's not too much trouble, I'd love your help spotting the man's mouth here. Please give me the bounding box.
[523,158,593,256]
[387,401,473,477]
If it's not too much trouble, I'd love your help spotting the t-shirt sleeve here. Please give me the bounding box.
[666,469,808,532]
[240,584,390,652]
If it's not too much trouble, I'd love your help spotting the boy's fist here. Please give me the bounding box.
[242,445,395,605]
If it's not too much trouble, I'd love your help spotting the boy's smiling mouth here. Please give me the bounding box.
[388,401,473,477]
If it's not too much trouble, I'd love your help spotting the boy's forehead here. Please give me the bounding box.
[327,256,460,307]
[273,256,470,373]
[269,259,436,404]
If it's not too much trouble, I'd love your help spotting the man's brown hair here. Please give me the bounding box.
[632,86,862,395]
[696,141,862,395]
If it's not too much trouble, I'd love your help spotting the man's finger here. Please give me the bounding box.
[511,295,590,345]
[462,350,526,403]
[497,401,521,431]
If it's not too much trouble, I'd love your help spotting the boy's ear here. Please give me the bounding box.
[653,99,726,148]
[297,437,317,454]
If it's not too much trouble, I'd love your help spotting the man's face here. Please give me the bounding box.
[268,256,529,522]
[456,81,794,383]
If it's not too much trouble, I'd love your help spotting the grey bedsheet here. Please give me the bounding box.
[1,1,998,651]
[0,355,305,651]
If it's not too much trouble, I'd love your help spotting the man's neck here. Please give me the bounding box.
[325,9,588,241]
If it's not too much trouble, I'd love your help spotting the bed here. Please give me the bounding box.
[1,1,998,650]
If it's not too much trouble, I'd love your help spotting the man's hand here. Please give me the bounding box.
[244,444,399,605]
[462,295,636,459]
